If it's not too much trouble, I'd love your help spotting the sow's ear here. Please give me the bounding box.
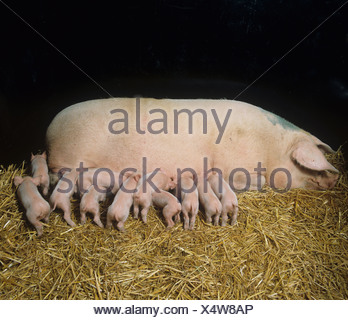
[309,135,336,154]
[291,141,339,173]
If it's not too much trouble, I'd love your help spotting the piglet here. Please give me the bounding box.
[133,169,176,223]
[80,185,106,228]
[50,169,78,227]
[14,175,51,236]
[176,175,199,230]
[208,172,238,226]
[31,151,50,196]
[106,173,141,231]
[152,190,181,228]
[197,175,222,226]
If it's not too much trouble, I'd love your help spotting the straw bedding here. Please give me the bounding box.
[0,151,347,300]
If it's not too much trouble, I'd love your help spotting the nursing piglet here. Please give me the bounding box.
[197,175,222,225]
[176,175,199,230]
[80,185,106,227]
[31,152,50,196]
[106,173,141,231]
[133,169,176,223]
[208,172,238,226]
[50,169,78,227]
[14,176,51,236]
[152,190,182,228]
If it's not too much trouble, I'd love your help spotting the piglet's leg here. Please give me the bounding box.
[80,210,87,225]
[116,221,126,232]
[189,213,197,230]
[94,218,104,228]
[43,212,50,224]
[42,185,49,197]
[162,207,175,229]
[174,213,181,224]
[213,213,220,226]
[133,203,139,219]
[221,210,228,227]
[106,214,113,229]
[115,210,130,232]
[64,212,76,227]
[141,207,150,224]
[231,206,238,226]
[93,208,104,228]
[205,214,213,224]
[62,202,76,227]
[181,209,190,230]
[27,213,43,237]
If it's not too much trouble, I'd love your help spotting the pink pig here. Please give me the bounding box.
[31,151,50,196]
[106,173,141,231]
[133,169,176,223]
[79,185,106,228]
[152,190,182,228]
[208,172,238,226]
[197,175,222,226]
[47,98,339,193]
[14,175,51,236]
[176,175,199,230]
[49,169,78,227]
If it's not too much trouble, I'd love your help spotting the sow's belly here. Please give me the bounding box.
[46,98,252,177]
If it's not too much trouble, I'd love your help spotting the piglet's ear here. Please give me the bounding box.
[31,176,42,186]
[41,151,47,159]
[122,171,133,180]
[169,178,177,190]
[133,173,141,183]
[170,175,178,185]
[159,167,166,173]
[31,153,35,161]
[291,141,339,173]
[13,176,23,187]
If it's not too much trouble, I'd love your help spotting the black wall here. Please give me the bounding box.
[1,0,347,166]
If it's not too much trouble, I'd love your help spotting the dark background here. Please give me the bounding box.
[0,0,347,166]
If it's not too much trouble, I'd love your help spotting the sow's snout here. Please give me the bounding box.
[306,169,339,190]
